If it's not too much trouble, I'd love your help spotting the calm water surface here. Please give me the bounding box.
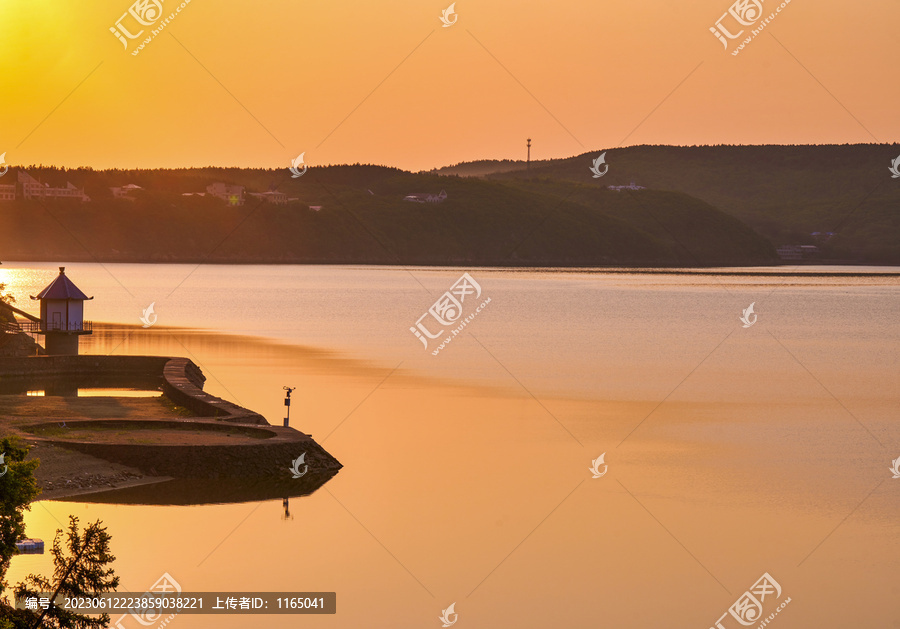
[2,263,898,628]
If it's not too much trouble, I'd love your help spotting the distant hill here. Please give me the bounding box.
[0,164,776,267]
[428,159,536,178]
[438,144,900,264]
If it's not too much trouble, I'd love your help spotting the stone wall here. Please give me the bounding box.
[0,355,267,424]
[162,358,267,424]
[0,332,45,357]
[32,420,341,479]
[0,354,168,376]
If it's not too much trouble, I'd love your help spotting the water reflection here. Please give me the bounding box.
[58,473,339,506]
[24,388,161,398]
[3,265,897,628]
[0,372,163,396]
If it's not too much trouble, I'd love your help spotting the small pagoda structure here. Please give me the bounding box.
[27,267,93,355]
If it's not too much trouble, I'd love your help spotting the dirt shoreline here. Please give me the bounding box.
[1,396,185,501]
[26,441,172,502]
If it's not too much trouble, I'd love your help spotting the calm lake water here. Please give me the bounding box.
[2,263,898,628]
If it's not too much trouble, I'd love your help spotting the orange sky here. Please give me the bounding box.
[0,0,897,172]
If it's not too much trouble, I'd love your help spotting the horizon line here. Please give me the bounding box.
[3,141,899,174]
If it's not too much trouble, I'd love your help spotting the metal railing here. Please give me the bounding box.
[0,320,21,334]
[18,320,93,333]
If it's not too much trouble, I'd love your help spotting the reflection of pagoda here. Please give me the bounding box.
[22,267,93,355]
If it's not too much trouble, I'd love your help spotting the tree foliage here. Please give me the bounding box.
[0,438,40,594]
[0,440,117,629]
[0,284,15,327]
[15,517,119,629]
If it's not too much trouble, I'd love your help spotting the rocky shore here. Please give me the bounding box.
[27,441,171,501]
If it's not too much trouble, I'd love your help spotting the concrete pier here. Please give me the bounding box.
[0,355,342,479]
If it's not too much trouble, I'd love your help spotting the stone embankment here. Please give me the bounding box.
[162,358,267,423]
[0,355,267,423]
[0,331,44,357]
[1,355,342,481]
[23,418,341,479]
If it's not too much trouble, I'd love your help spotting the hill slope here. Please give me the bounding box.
[436,144,900,264]
[0,165,775,266]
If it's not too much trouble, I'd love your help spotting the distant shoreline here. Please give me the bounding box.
[3,260,899,277]
[4,147,898,267]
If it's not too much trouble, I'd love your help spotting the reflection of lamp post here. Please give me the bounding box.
[282,497,293,521]
[283,386,296,427]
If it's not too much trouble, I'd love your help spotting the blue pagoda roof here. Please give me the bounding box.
[31,267,93,301]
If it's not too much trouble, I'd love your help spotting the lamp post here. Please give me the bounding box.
[526,138,531,170]
[283,386,296,427]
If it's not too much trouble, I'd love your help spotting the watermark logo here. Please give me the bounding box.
[439,602,457,627]
[0,453,7,477]
[589,152,609,178]
[589,453,608,478]
[410,272,491,355]
[890,457,900,479]
[711,0,792,56]
[440,3,458,27]
[113,572,181,629]
[0,152,8,177]
[710,0,763,48]
[740,302,757,328]
[289,453,308,479]
[110,0,163,48]
[110,0,192,56]
[889,155,900,179]
[140,302,157,328]
[289,153,308,178]
[710,573,791,629]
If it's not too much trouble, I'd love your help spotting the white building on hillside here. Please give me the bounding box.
[18,171,90,201]
[403,190,447,203]
[206,182,245,205]
[110,184,143,200]
[248,191,288,205]
[607,182,646,192]
[776,245,820,261]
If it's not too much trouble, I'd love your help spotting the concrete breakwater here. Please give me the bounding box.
[0,354,169,378]
[162,357,269,424]
[0,355,342,479]
[0,355,268,423]
[24,418,341,479]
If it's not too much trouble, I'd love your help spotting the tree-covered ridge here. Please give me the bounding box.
[0,164,776,267]
[439,144,900,264]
